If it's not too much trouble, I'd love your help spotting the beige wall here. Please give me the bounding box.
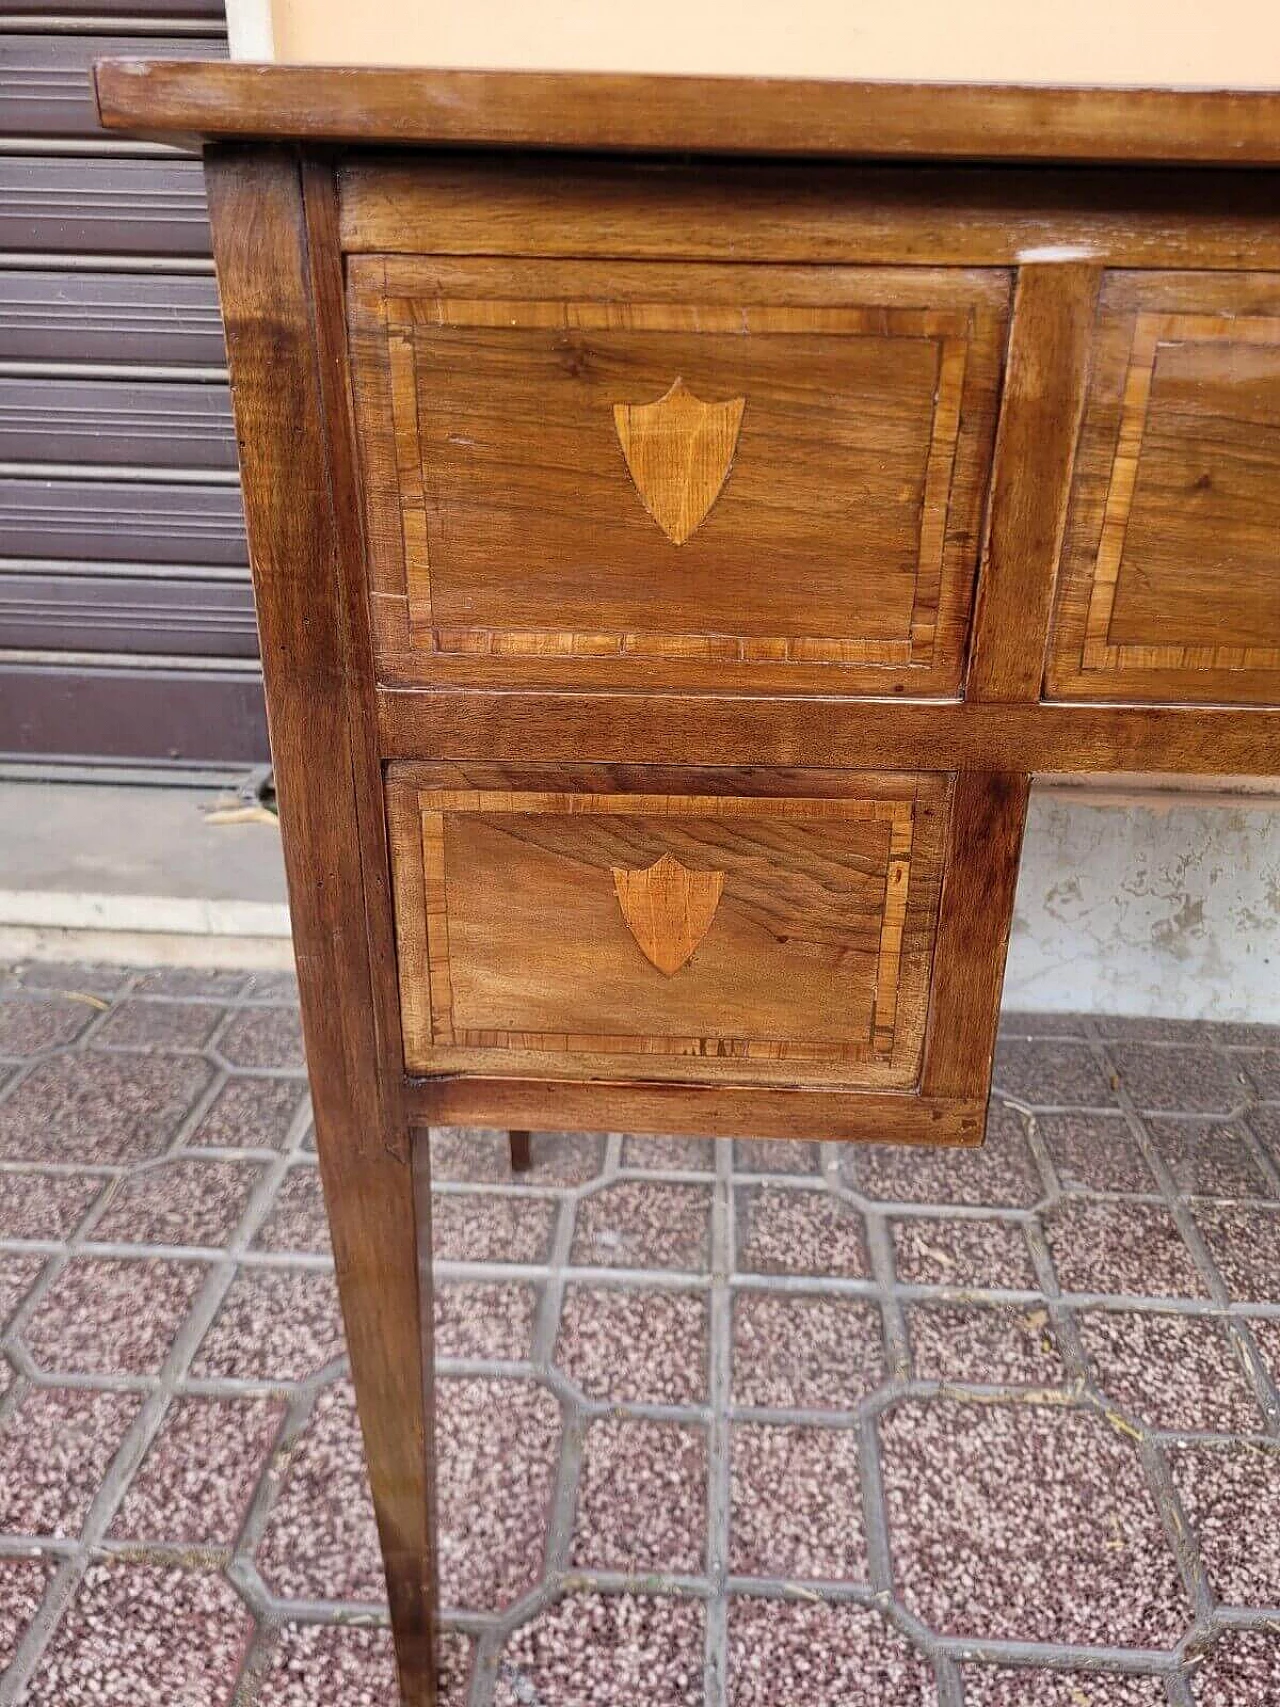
[247,0,1280,83]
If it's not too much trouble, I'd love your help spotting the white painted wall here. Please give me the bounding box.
[1006,791,1280,1020]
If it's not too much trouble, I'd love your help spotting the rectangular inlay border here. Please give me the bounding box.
[405,789,916,1062]
[1082,311,1280,677]
[381,297,971,669]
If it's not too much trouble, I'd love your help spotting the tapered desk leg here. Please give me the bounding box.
[508,1129,533,1172]
[206,146,439,1705]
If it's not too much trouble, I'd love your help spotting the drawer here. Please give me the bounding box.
[387,763,957,1093]
[1048,272,1280,706]
[351,259,1009,696]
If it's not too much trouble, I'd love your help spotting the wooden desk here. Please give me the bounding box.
[96,64,1280,1703]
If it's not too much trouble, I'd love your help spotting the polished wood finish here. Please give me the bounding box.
[339,157,1280,273]
[203,148,436,1704]
[409,1075,986,1145]
[1048,271,1280,704]
[968,264,1100,703]
[348,258,1005,695]
[385,764,950,1096]
[377,692,1280,777]
[107,64,1280,1707]
[96,60,1280,166]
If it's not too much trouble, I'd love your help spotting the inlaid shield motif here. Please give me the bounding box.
[611,853,725,976]
[613,378,746,545]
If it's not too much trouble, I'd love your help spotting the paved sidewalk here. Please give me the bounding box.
[1,963,1279,1704]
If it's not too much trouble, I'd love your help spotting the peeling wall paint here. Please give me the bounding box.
[1004,796,1280,1020]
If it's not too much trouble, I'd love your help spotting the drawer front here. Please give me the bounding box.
[351,259,1009,696]
[1048,272,1280,705]
[387,764,949,1088]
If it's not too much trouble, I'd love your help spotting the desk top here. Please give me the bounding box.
[94,61,1280,166]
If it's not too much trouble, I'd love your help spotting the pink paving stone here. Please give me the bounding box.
[879,1398,1191,1647]
[841,1101,1041,1208]
[13,960,130,997]
[0,1251,45,1328]
[732,1292,885,1411]
[218,1006,306,1070]
[1039,1112,1155,1195]
[1250,1104,1280,1171]
[0,1557,52,1670]
[1165,1441,1280,1606]
[994,1039,1117,1107]
[0,1168,102,1239]
[890,1215,1037,1289]
[962,1667,1167,1704]
[256,1382,384,1604]
[571,1180,711,1271]
[189,1076,308,1150]
[22,1562,253,1707]
[735,1184,869,1278]
[0,1385,140,1537]
[622,1134,715,1172]
[733,1138,819,1174]
[1077,1310,1263,1432]
[726,1598,935,1707]
[190,1266,345,1382]
[430,1125,606,1185]
[91,999,224,1051]
[729,1422,868,1581]
[1191,1203,1280,1302]
[1042,1198,1208,1298]
[1108,1044,1246,1115]
[254,1164,331,1254]
[90,1158,262,1247]
[1191,1630,1280,1705]
[0,996,93,1056]
[1247,1316,1280,1391]
[238,971,299,1001]
[436,1375,562,1612]
[110,1395,286,1544]
[22,1255,204,1375]
[131,969,248,998]
[557,1286,708,1405]
[571,1417,707,1575]
[1240,1049,1280,1098]
[906,1302,1066,1386]
[0,1051,212,1164]
[430,1190,557,1265]
[433,1281,536,1361]
[495,1593,705,1707]
[1148,1119,1274,1200]
[255,1623,474,1707]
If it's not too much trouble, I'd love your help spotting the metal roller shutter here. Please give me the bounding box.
[0,6,268,765]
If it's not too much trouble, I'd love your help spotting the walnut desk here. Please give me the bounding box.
[96,63,1280,1703]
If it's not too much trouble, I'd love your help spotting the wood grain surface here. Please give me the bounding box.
[95,60,1280,167]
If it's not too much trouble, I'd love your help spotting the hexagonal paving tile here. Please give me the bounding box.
[879,1398,1190,1647]
[0,1052,212,1164]
[435,1375,562,1613]
[255,1382,383,1604]
[22,1256,205,1375]
[1165,1440,1280,1606]
[21,1563,253,1707]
